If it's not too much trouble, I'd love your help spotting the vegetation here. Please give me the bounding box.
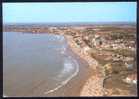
[104,48,135,57]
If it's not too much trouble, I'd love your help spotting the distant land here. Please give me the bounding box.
[3,22,136,27]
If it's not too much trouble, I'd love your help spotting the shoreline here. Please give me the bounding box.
[4,31,105,96]
[64,35,105,96]
[4,32,91,97]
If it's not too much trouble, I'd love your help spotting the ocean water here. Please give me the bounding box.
[3,32,80,96]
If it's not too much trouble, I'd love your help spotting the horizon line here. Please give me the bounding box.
[3,21,136,24]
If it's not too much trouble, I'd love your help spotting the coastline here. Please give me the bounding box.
[64,35,105,96]
[4,32,92,96]
[3,31,96,96]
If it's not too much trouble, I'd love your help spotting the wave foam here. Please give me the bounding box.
[44,56,79,95]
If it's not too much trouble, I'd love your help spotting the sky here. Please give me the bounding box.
[3,2,136,23]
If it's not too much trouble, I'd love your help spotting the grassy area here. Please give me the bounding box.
[104,48,135,57]
[99,26,124,31]
[91,53,112,66]
[90,49,113,66]
[109,32,135,40]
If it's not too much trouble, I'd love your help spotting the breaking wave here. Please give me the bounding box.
[44,56,79,95]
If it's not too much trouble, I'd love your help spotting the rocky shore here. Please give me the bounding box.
[3,24,137,96]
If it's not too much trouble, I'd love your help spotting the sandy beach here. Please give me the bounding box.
[64,35,105,96]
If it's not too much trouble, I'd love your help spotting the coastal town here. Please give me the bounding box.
[3,23,137,96]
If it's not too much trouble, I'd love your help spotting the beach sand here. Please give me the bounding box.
[64,35,105,96]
